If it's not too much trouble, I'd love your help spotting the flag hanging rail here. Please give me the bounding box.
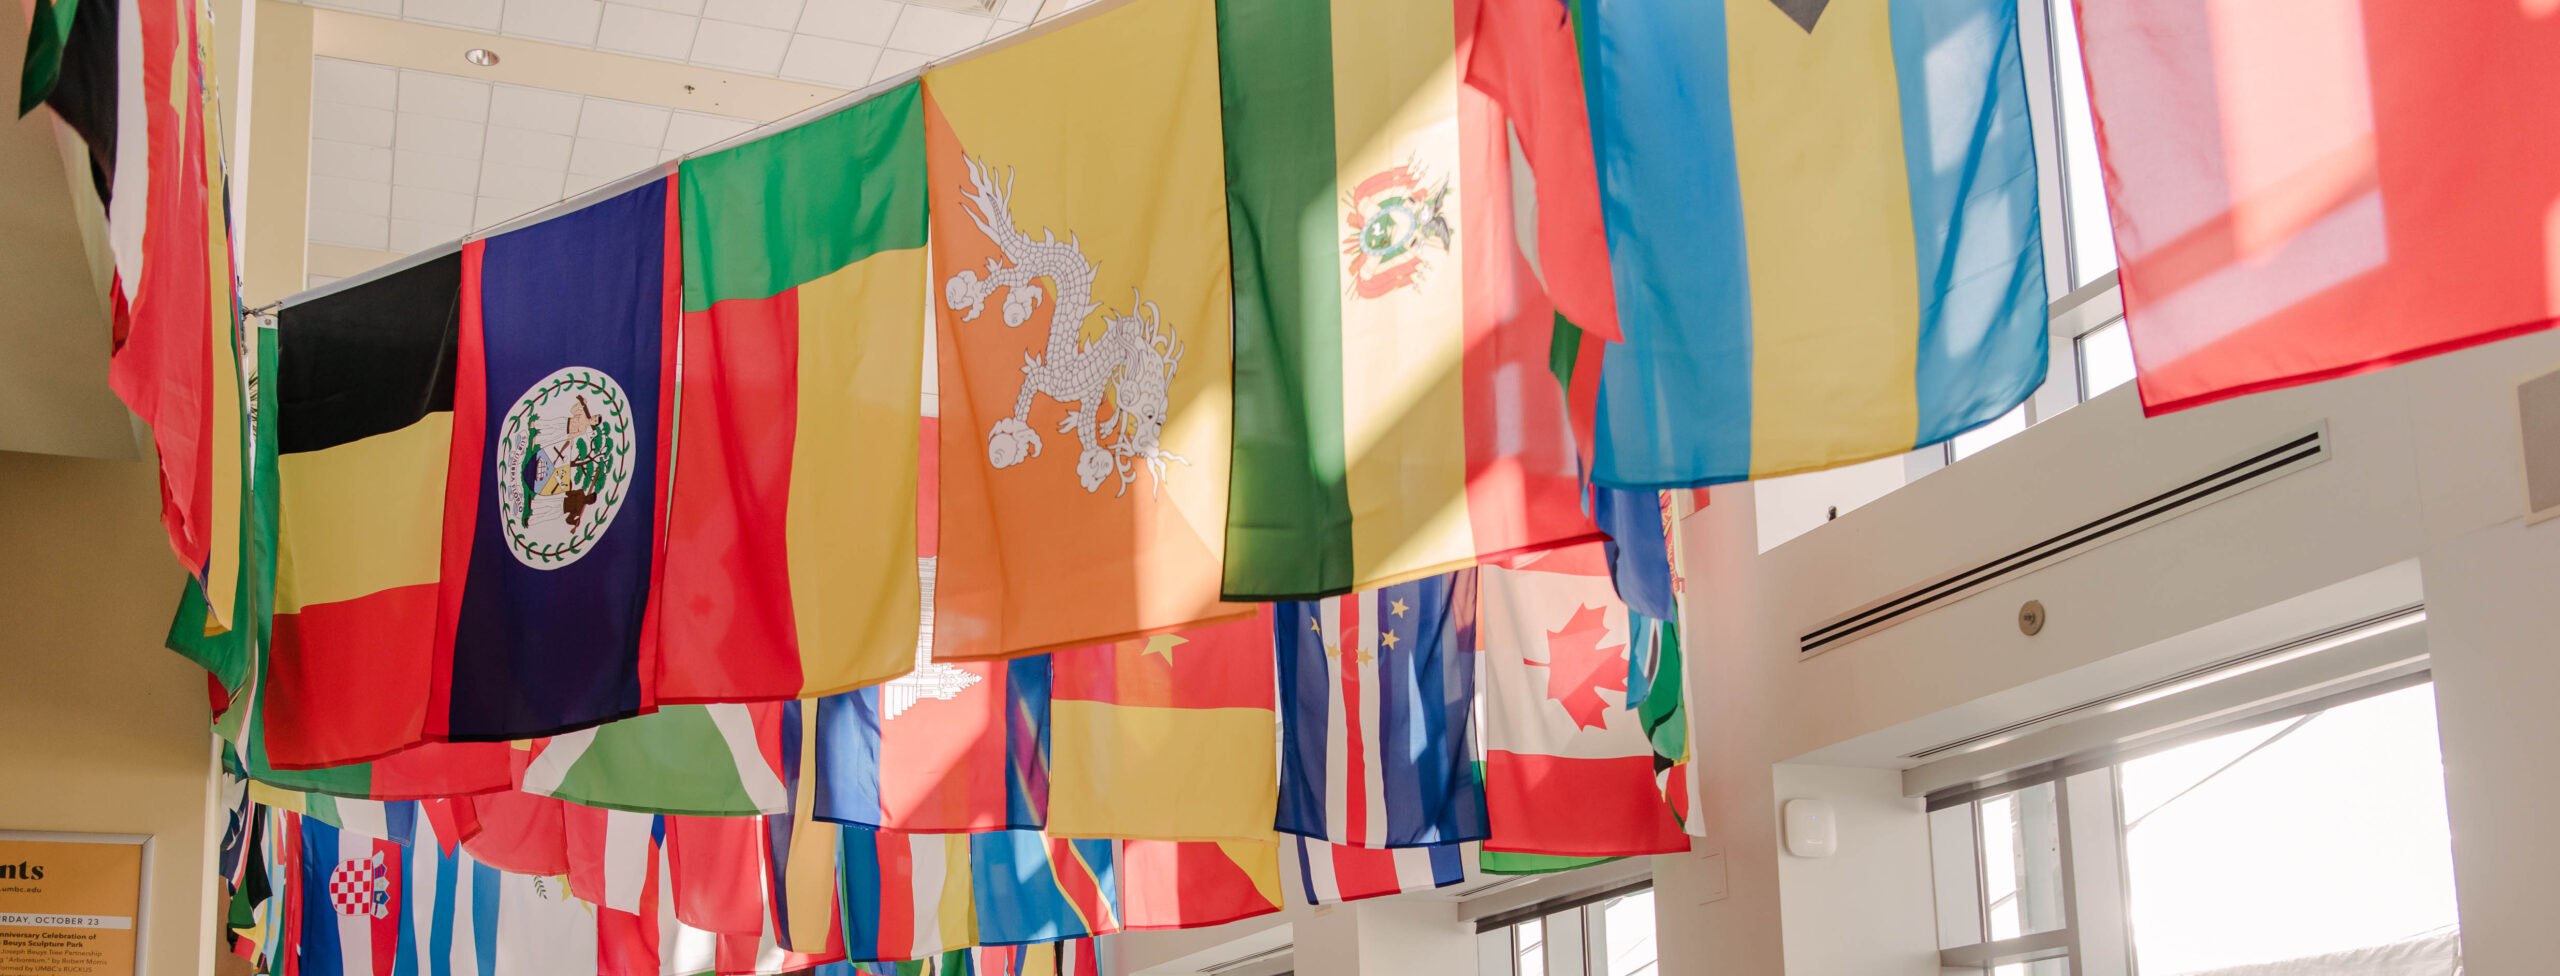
[271,0,1138,311]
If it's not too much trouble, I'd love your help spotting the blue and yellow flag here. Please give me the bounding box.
[1576,0,2048,488]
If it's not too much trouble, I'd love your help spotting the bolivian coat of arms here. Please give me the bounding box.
[494,366,636,569]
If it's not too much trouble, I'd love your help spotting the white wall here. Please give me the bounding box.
[1661,327,2560,974]
[1771,765,1938,975]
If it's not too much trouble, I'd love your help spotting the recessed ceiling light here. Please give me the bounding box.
[464,48,500,67]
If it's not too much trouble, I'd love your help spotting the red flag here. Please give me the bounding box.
[1458,0,1620,343]
[665,816,767,936]
[566,806,657,914]
[455,791,570,876]
[1119,841,1284,930]
[2079,1,2560,414]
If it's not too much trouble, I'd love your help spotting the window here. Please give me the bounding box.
[1482,884,1658,976]
[1929,681,2461,975]
[2075,318,2134,401]
[2045,0,2116,286]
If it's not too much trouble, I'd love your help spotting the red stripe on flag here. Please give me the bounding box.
[876,835,917,959]
[358,741,513,801]
[1484,751,1689,857]
[1325,845,1405,903]
[1120,841,1279,931]
[372,839,404,976]
[655,289,807,704]
[428,241,492,741]
[1048,609,1276,710]
[266,583,439,769]
[667,816,766,936]
[1047,839,1117,936]
[1339,597,1366,845]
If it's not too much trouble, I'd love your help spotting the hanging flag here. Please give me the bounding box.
[924,0,1248,661]
[434,177,678,741]
[1477,849,1620,876]
[660,81,929,703]
[2076,3,2560,413]
[297,815,403,976]
[1479,545,1689,856]
[665,815,768,937]
[714,873,845,976]
[1294,839,1467,905]
[1118,840,1284,931]
[1214,0,1602,600]
[813,654,1050,833]
[838,828,977,962]
[1275,571,1487,848]
[968,832,1120,946]
[763,701,839,954]
[1631,615,1705,837]
[1594,488,1676,622]
[263,251,471,770]
[598,834,720,976]
[395,807,502,976]
[565,807,659,915]
[453,791,571,877]
[1458,0,1620,342]
[1572,0,2048,488]
[1046,610,1277,843]
[521,703,790,817]
[493,872,597,976]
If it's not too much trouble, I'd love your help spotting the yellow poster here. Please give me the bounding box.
[0,837,144,976]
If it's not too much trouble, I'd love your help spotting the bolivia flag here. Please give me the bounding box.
[660,82,929,704]
[434,178,678,741]
[1119,840,1284,931]
[1479,544,1688,857]
[813,655,1051,833]
[520,702,790,817]
[1574,0,2049,488]
[1045,610,1278,844]
[968,832,1120,947]
[925,0,1249,661]
[838,829,977,962]
[1213,0,1601,601]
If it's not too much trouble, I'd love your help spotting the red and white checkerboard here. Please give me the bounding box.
[327,852,389,919]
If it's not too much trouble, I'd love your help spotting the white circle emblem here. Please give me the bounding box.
[493,366,636,569]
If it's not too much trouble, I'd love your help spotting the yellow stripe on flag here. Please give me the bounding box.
[786,702,835,951]
[1045,700,1279,843]
[938,833,976,950]
[1726,0,1921,479]
[1331,0,1476,587]
[275,416,450,613]
[202,18,242,632]
[786,247,928,694]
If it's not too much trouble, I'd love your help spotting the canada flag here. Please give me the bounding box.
[1479,544,1691,857]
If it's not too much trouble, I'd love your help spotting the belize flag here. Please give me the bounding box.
[299,814,403,976]
[432,176,679,741]
[1274,570,1487,848]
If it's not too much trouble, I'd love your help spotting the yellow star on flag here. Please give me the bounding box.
[1390,598,1410,618]
[1310,617,1323,632]
[1381,630,1401,650]
[1140,633,1188,664]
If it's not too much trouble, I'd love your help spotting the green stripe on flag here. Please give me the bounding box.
[1478,848,1624,876]
[17,0,77,116]
[679,80,928,310]
[1216,0,1356,600]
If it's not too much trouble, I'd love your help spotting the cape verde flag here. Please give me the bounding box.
[1275,570,1487,847]
[433,176,678,741]
[300,814,403,976]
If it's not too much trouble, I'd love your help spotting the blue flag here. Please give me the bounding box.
[969,832,1120,946]
[1274,571,1487,848]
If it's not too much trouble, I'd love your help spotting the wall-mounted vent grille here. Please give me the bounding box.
[1801,424,2330,657]
[1202,944,1292,974]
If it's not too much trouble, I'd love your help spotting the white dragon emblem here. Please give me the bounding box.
[943,156,1188,497]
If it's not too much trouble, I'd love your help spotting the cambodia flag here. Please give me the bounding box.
[432,177,678,741]
[298,815,403,976]
[814,655,1051,833]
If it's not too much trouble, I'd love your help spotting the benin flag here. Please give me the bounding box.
[1045,610,1277,843]
[1213,0,1600,601]
[660,83,929,703]
[924,0,1247,661]
[1119,841,1283,931]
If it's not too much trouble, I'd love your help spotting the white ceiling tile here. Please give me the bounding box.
[478,159,567,202]
[597,4,699,61]
[501,0,605,46]
[393,149,484,194]
[569,137,664,177]
[777,34,879,89]
[663,113,756,153]
[991,0,1041,24]
[393,185,477,222]
[797,0,901,44]
[404,0,504,32]
[870,47,929,84]
[488,85,584,134]
[308,0,402,16]
[563,171,618,196]
[473,196,546,229]
[884,6,990,57]
[576,99,672,147]
[483,125,576,169]
[308,175,391,217]
[394,113,488,159]
[687,19,790,74]
[619,0,706,13]
[395,70,492,123]
[309,139,393,182]
[313,58,399,109]
[702,0,803,30]
[390,217,469,254]
[311,101,396,147]
[308,209,389,249]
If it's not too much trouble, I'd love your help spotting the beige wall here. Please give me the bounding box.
[1660,325,2560,974]
[0,451,221,976]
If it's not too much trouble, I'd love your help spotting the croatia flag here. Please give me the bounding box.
[298,815,402,976]
[1293,838,1465,905]
[1275,570,1487,848]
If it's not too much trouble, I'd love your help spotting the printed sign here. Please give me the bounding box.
[0,836,144,976]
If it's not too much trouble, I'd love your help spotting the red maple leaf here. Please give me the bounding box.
[1525,604,1627,731]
